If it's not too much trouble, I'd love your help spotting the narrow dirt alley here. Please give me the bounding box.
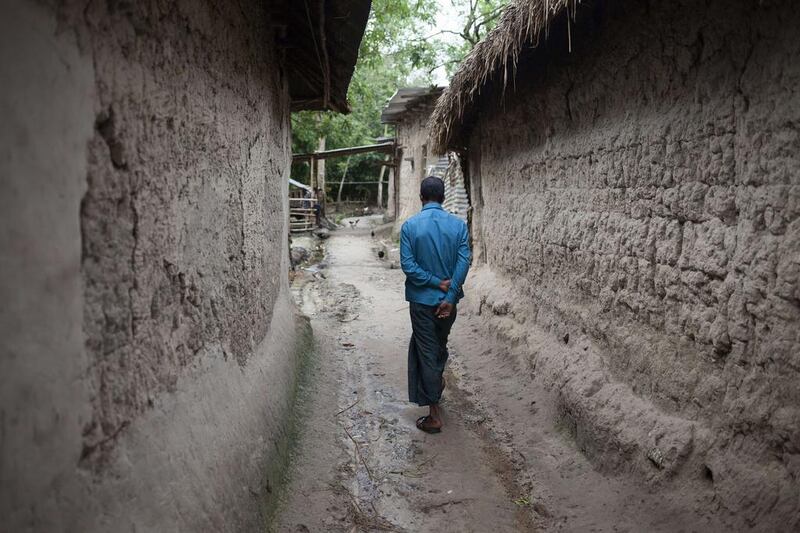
[275,218,722,533]
[277,217,528,532]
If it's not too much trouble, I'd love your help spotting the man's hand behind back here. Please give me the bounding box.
[436,279,453,318]
[435,301,453,319]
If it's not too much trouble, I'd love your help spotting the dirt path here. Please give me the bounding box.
[277,219,531,532]
[275,218,720,532]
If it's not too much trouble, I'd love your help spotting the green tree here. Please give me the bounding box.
[291,0,439,196]
[290,0,510,202]
[292,0,440,151]
[428,0,509,76]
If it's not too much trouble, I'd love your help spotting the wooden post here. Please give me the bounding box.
[386,160,397,219]
[336,155,351,203]
[377,168,384,207]
[377,154,389,208]
[378,125,388,208]
[317,135,326,196]
[310,156,318,190]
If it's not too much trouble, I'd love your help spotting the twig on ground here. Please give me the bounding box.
[420,498,473,513]
[347,492,365,516]
[387,469,423,478]
[335,398,359,416]
[341,486,398,531]
[343,425,374,481]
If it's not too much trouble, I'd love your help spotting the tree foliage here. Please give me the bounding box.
[290,0,509,201]
[433,0,507,76]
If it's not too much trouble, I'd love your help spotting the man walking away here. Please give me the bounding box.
[400,176,471,433]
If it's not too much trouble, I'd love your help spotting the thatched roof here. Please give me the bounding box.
[430,0,580,152]
[281,0,372,113]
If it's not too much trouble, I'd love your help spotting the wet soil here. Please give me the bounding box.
[274,217,720,532]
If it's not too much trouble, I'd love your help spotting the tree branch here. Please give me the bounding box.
[408,29,467,43]
[473,4,505,34]
[427,58,463,75]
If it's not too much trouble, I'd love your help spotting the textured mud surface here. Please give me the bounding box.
[464,0,800,527]
[275,220,727,532]
[2,1,301,530]
[75,0,289,463]
[394,107,437,234]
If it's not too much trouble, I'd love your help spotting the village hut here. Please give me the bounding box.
[431,0,800,528]
[0,0,369,531]
[381,87,446,231]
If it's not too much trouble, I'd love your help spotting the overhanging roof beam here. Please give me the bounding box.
[293,142,395,162]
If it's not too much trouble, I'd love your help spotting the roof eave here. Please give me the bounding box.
[380,86,444,124]
[285,0,372,113]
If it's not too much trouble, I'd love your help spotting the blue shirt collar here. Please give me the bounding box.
[422,202,443,211]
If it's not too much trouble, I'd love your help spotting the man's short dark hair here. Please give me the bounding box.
[420,176,445,203]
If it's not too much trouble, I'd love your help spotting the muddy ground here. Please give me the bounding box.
[273,217,723,532]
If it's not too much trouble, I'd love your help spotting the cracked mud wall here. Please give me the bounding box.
[464,0,800,527]
[1,0,307,531]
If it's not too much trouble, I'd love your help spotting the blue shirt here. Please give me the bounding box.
[400,202,471,306]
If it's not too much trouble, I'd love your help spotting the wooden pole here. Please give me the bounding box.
[377,154,389,208]
[386,164,395,218]
[310,156,318,189]
[377,167,384,207]
[292,142,394,161]
[336,155,352,203]
[378,125,388,208]
[317,136,326,196]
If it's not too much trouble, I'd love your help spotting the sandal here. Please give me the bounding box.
[416,415,442,434]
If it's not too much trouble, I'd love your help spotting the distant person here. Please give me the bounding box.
[400,176,471,433]
[313,187,325,227]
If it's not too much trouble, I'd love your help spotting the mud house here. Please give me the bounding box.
[0,1,369,531]
[381,87,445,231]
[431,0,800,528]
[381,88,469,229]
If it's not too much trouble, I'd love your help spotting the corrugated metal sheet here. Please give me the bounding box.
[381,87,444,124]
[427,153,469,221]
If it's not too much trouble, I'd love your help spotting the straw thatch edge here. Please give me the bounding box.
[429,0,580,153]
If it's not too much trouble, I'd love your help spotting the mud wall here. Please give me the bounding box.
[0,1,307,531]
[393,106,434,233]
[466,0,799,527]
